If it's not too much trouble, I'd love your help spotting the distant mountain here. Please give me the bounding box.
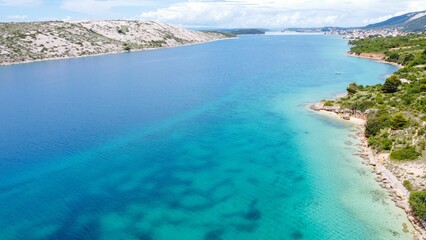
[365,10,426,32]
[215,28,267,35]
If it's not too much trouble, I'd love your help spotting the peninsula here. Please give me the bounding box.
[0,20,233,66]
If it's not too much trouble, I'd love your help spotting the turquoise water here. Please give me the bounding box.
[0,35,413,239]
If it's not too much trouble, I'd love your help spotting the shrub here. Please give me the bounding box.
[347,83,358,94]
[403,180,414,191]
[390,113,409,130]
[365,111,391,137]
[380,138,393,151]
[409,191,426,220]
[350,100,374,113]
[402,54,415,65]
[323,100,334,107]
[409,49,426,67]
[388,52,400,62]
[390,146,421,161]
[419,141,426,151]
[123,44,131,52]
[368,137,379,148]
[382,76,401,93]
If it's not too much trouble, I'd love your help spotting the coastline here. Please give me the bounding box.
[348,52,404,69]
[0,37,236,67]
[309,101,426,239]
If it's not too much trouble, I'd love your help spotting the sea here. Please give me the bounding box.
[0,34,414,239]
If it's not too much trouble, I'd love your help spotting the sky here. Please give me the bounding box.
[1,0,426,28]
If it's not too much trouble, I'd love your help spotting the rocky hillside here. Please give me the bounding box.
[365,10,426,32]
[0,20,233,65]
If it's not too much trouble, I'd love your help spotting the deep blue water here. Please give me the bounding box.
[0,35,413,239]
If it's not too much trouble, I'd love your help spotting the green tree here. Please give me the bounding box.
[409,191,426,220]
[388,52,400,62]
[365,111,391,137]
[390,113,409,130]
[402,54,415,65]
[382,76,401,93]
[380,138,393,151]
[346,83,358,94]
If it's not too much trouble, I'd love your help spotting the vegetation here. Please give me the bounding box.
[403,180,415,192]
[329,36,426,224]
[338,33,426,221]
[382,76,401,93]
[390,146,420,161]
[116,27,129,35]
[349,34,426,62]
[390,113,409,130]
[200,31,236,38]
[335,33,426,163]
[346,82,359,94]
[123,43,131,52]
[365,111,390,137]
[409,191,426,220]
[323,100,334,107]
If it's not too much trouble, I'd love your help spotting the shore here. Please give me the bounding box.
[314,108,365,125]
[348,52,404,69]
[309,103,426,239]
[0,37,236,67]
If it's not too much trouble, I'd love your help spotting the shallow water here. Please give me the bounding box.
[0,35,413,239]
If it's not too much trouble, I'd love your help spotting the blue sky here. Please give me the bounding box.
[1,0,426,28]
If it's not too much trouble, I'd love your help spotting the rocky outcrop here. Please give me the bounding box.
[0,20,232,66]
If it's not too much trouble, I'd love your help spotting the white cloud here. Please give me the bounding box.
[0,0,41,6]
[6,15,28,19]
[362,15,394,25]
[139,0,426,28]
[62,16,72,21]
[61,0,155,15]
[406,1,426,13]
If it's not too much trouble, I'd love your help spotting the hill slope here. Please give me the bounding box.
[0,20,232,65]
[318,33,426,238]
[365,11,426,32]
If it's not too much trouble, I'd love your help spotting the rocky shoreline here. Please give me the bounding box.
[0,20,233,66]
[310,102,426,239]
[0,37,233,67]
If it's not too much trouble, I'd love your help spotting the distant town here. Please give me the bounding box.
[282,27,407,39]
[280,9,426,39]
[326,28,405,39]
